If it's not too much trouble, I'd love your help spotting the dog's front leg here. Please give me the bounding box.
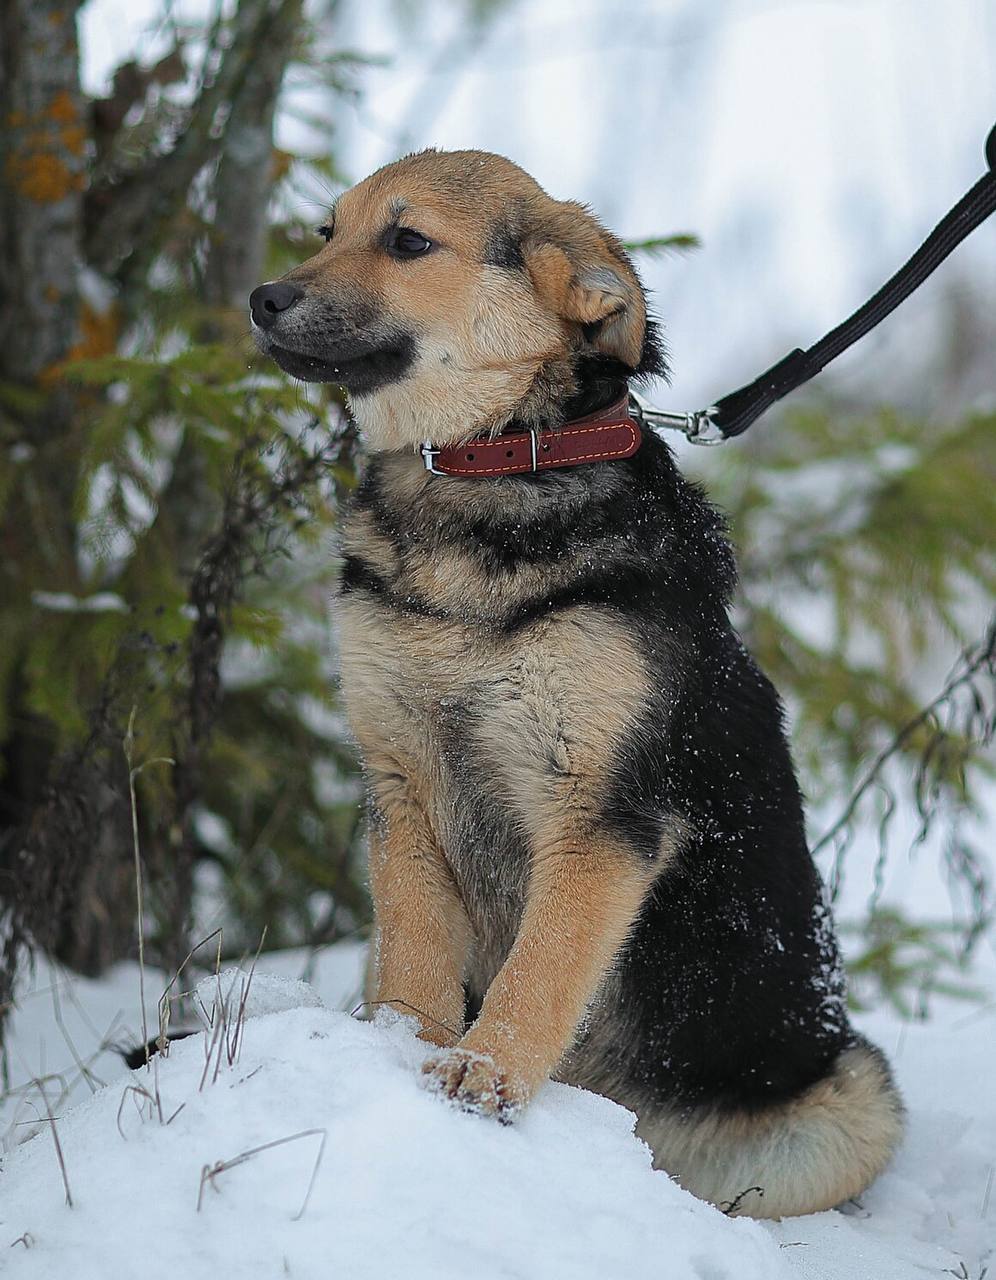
[422,842,654,1118]
[368,777,471,1049]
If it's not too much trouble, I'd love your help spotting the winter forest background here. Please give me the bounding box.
[2,0,994,1048]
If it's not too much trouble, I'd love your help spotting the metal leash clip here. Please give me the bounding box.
[628,389,725,446]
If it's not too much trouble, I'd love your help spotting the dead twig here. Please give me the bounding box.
[720,1185,764,1216]
[197,1128,327,1220]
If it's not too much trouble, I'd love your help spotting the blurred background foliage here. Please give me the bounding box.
[0,0,992,1039]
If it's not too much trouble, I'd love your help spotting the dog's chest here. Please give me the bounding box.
[335,585,650,982]
[335,591,539,964]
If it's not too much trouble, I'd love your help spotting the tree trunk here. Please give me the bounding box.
[204,0,304,310]
[0,0,308,1004]
[0,0,86,384]
[159,0,306,978]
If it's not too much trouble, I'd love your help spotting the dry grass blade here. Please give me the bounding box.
[34,1079,73,1208]
[199,1004,227,1093]
[157,927,224,1058]
[2,1042,71,1149]
[115,1083,159,1140]
[225,929,267,1070]
[49,971,103,1095]
[196,1128,327,1220]
[351,998,461,1042]
[211,974,232,1087]
[123,706,175,1070]
[9,1233,34,1250]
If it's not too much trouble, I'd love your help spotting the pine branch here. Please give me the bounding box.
[813,615,996,858]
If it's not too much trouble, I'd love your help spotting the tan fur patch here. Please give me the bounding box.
[365,784,471,1048]
[337,598,662,854]
[469,610,650,848]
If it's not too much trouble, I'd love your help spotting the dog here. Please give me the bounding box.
[249,148,904,1218]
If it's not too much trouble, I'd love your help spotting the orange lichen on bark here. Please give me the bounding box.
[4,151,83,202]
[39,300,121,387]
[272,148,294,181]
[60,124,87,156]
[60,303,122,367]
[47,91,78,124]
[76,302,121,361]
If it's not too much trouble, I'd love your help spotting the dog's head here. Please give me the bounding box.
[250,149,663,450]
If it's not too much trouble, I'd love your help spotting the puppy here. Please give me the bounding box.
[250,149,904,1218]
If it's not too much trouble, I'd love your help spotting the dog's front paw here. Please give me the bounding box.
[420,1047,524,1123]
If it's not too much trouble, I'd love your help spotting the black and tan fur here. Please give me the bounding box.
[250,149,904,1219]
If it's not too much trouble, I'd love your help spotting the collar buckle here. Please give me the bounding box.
[422,429,540,477]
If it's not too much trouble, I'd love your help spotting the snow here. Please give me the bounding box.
[29,590,129,613]
[193,967,324,1022]
[2,946,993,1278]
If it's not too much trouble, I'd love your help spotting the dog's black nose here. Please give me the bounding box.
[249,282,303,329]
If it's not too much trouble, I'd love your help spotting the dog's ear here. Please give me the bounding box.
[523,205,646,369]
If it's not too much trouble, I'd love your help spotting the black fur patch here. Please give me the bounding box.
[483,217,525,271]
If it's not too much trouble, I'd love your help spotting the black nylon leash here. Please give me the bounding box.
[634,121,996,445]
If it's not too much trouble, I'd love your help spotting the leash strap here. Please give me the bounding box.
[648,121,996,443]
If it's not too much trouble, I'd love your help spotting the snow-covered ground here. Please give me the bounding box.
[1,944,993,1279]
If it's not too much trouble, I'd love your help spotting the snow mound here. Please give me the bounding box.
[1,994,789,1280]
[194,967,325,1021]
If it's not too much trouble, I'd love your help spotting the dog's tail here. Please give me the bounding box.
[638,1035,904,1219]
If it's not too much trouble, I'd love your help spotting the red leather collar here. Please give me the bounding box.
[420,393,640,478]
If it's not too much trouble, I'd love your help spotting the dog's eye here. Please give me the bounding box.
[388,228,433,258]
[316,224,333,243]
